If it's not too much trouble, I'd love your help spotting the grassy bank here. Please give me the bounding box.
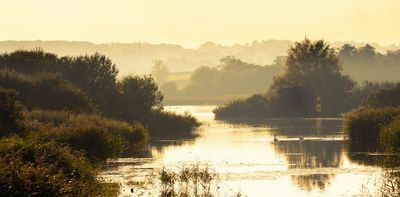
[0,50,201,196]
[344,107,400,152]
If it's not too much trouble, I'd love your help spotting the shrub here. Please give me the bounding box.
[146,110,201,140]
[380,117,400,153]
[213,94,269,119]
[344,107,400,152]
[25,110,149,161]
[363,83,400,108]
[0,69,95,113]
[0,136,118,197]
[114,75,163,122]
[0,88,24,136]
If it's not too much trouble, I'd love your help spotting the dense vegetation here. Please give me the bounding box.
[214,39,357,118]
[344,84,400,152]
[161,56,283,103]
[0,49,199,138]
[344,107,400,152]
[0,49,200,196]
[214,39,400,118]
[342,83,400,196]
[0,137,118,197]
[339,44,400,82]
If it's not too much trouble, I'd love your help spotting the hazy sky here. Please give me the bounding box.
[1,0,399,48]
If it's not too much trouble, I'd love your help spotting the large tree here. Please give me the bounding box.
[268,39,355,116]
[116,75,163,122]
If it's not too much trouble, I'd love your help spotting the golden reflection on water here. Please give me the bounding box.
[102,105,382,196]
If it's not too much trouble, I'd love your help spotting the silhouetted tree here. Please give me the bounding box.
[338,44,357,59]
[116,75,163,122]
[363,84,400,108]
[59,53,118,114]
[268,38,355,116]
[0,48,58,74]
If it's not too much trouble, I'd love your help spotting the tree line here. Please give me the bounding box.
[214,39,400,118]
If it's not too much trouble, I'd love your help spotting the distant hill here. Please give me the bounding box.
[0,40,399,75]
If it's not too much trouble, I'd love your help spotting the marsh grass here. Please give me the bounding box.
[154,165,242,197]
[159,165,217,197]
[24,110,149,161]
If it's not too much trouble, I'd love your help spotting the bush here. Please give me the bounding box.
[363,83,400,108]
[25,110,149,161]
[0,136,118,197]
[146,110,201,140]
[0,88,24,136]
[0,69,95,113]
[380,117,400,153]
[344,107,400,152]
[213,94,268,119]
[114,75,163,122]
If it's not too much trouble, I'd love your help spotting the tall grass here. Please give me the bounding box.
[344,107,400,152]
[24,110,149,161]
[0,136,118,197]
[156,165,241,197]
[380,118,400,153]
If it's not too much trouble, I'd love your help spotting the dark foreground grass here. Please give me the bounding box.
[0,136,119,197]
[24,110,149,161]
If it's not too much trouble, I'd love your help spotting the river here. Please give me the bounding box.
[101,105,383,196]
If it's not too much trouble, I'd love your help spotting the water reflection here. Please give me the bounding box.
[274,140,343,169]
[219,117,343,137]
[101,106,382,196]
[291,174,334,192]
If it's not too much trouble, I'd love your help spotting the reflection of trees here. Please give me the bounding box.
[291,174,334,192]
[147,140,196,158]
[275,140,343,168]
[275,140,342,192]
[220,118,342,137]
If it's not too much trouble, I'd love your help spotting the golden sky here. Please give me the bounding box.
[1,0,399,47]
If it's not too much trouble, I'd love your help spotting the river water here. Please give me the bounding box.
[101,105,383,196]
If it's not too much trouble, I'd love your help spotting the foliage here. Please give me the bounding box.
[0,50,117,115]
[156,165,243,197]
[339,44,400,82]
[343,81,398,112]
[0,69,95,113]
[24,110,149,161]
[380,117,400,153]
[0,48,59,74]
[180,56,282,98]
[58,53,119,114]
[213,94,268,118]
[115,75,163,122]
[214,39,356,118]
[159,165,217,197]
[146,110,201,140]
[363,84,400,108]
[344,107,400,152]
[0,49,199,139]
[0,136,118,197]
[0,88,24,136]
[267,39,355,116]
